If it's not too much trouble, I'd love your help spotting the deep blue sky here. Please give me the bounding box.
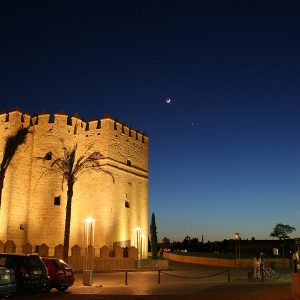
[1,1,300,242]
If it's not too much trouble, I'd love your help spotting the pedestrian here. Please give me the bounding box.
[252,253,261,279]
[160,248,164,257]
[289,251,293,274]
[292,249,299,273]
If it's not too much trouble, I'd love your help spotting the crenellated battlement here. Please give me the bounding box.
[100,114,148,144]
[0,109,149,144]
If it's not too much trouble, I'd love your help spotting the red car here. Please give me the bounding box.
[42,258,75,292]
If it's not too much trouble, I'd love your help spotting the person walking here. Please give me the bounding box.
[289,251,293,274]
[292,249,300,273]
[252,254,261,279]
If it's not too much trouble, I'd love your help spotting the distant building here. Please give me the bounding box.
[0,109,148,257]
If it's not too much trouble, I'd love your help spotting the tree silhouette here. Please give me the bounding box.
[0,127,29,209]
[150,212,158,259]
[270,223,296,257]
[162,237,170,245]
[42,143,114,262]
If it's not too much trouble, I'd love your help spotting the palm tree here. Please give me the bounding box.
[0,127,29,209]
[43,144,114,262]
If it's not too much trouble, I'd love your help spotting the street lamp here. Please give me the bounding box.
[141,234,145,259]
[135,227,141,260]
[83,217,95,286]
[235,232,241,260]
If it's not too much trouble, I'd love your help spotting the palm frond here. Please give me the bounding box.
[1,127,29,171]
[72,151,103,176]
[40,143,114,185]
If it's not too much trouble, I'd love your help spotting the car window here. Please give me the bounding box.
[2,256,26,268]
[24,256,43,268]
[52,259,70,269]
[7,256,22,268]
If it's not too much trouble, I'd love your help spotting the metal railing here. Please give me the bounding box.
[123,268,231,285]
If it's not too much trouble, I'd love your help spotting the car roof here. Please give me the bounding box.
[0,253,27,256]
[0,253,40,257]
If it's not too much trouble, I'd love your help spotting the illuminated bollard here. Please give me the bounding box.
[83,217,95,286]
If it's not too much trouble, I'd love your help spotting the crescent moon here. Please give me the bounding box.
[165,98,171,104]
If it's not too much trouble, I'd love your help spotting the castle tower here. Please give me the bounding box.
[0,110,149,257]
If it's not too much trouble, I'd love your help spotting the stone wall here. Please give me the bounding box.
[163,252,290,268]
[0,239,138,271]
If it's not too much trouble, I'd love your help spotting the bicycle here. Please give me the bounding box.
[256,265,280,279]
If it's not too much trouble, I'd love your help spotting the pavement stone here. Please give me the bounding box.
[11,261,293,300]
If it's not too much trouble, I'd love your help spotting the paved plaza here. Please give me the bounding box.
[12,261,293,300]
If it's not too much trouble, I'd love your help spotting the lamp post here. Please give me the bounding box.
[83,217,95,286]
[135,227,141,260]
[141,234,145,259]
[235,232,240,260]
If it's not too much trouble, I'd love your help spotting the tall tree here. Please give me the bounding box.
[42,144,114,262]
[162,237,170,245]
[0,127,29,208]
[150,212,158,259]
[270,223,296,257]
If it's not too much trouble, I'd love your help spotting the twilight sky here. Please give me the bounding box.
[1,1,300,242]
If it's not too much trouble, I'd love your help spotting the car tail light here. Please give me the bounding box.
[21,266,29,278]
[56,270,65,275]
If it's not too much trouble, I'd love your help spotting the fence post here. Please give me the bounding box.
[227,268,231,283]
[158,270,161,284]
[125,271,128,285]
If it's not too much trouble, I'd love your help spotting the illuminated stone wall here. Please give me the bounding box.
[0,109,148,257]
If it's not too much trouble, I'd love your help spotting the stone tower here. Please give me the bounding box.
[0,109,148,257]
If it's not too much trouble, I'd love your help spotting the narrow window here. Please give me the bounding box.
[54,196,61,206]
[127,160,131,166]
[125,201,130,208]
[44,152,52,161]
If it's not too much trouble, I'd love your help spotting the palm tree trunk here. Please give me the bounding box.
[63,182,73,262]
[0,170,5,209]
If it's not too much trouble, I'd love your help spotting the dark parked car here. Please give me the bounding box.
[0,266,16,298]
[0,254,49,293]
[42,258,75,292]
